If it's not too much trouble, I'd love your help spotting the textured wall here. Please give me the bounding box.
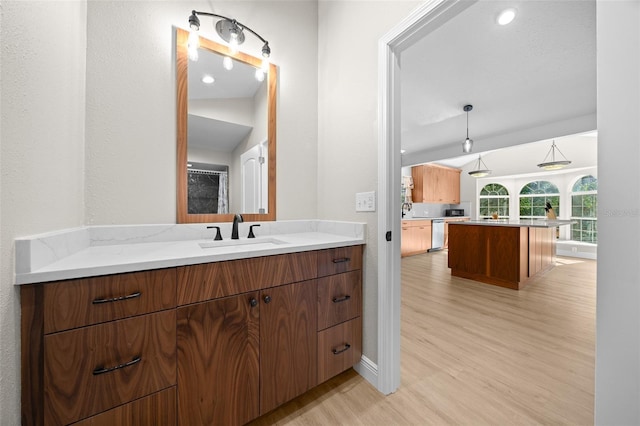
[84,1,318,224]
[0,1,87,422]
[317,0,421,364]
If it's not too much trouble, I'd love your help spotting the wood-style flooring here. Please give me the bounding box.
[250,251,596,425]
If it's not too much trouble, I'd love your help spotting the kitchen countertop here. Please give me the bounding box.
[402,216,470,221]
[450,219,575,228]
[14,220,366,285]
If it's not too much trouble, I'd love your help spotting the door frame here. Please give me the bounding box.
[376,0,477,394]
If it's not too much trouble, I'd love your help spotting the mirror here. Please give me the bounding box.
[176,28,276,223]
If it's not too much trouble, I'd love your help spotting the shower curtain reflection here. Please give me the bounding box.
[187,168,229,214]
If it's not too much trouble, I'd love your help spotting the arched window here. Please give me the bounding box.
[519,181,560,219]
[479,183,509,219]
[571,175,597,243]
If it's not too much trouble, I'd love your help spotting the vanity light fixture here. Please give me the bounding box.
[462,104,474,153]
[468,154,492,177]
[188,9,271,71]
[537,140,572,170]
[497,8,517,26]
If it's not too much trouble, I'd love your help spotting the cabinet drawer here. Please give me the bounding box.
[317,271,362,330]
[317,246,363,278]
[317,317,362,383]
[177,251,318,305]
[72,387,176,426]
[43,269,176,334]
[44,310,176,425]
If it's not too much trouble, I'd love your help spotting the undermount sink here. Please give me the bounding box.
[199,237,287,249]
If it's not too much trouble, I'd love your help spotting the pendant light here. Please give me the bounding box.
[537,140,572,170]
[468,154,492,177]
[462,104,473,153]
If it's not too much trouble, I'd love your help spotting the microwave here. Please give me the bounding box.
[445,209,465,217]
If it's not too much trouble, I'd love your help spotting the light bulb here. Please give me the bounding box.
[229,38,239,54]
[201,75,214,84]
[188,30,199,61]
[223,56,234,71]
[255,68,265,82]
[497,9,516,25]
[261,57,269,72]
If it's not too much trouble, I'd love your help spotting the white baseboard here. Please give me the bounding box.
[354,355,378,387]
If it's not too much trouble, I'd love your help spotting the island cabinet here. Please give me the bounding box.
[411,164,461,204]
[21,245,363,426]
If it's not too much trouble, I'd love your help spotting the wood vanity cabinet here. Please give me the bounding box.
[21,268,178,426]
[411,164,461,204]
[176,245,362,425]
[21,245,363,426]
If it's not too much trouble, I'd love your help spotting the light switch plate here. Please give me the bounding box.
[356,191,376,212]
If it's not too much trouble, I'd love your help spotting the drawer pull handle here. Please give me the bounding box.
[92,292,141,305]
[332,257,351,264]
[332,295,351,303]
[332,344,351,355]
[92,356,141,376]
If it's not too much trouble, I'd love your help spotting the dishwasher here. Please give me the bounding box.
[428,219,445,252]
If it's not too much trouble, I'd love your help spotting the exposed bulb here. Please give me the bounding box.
[255,68,265,82]
[497,8,516,25]
[229,30,239,54]
[223,56,234,71]
[188,30,199,61]
[462,137,473,153]
[261,56,269,72]
[201,75,214,84]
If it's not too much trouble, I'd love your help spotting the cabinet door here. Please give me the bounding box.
[177,293,260,426]
[260,281,317,415]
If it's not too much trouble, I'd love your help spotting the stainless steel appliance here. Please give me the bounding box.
[445,209,465,217]
[429,219,444,252]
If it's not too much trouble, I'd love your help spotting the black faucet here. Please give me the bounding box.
[232,214,244,239]
[401,202,412,218]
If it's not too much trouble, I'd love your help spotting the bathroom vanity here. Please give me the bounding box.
[16,221,365,425]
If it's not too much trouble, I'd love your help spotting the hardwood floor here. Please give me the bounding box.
[250,251,596,425]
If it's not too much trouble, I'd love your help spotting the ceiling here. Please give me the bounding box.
[188,46,264,153]
[400,0,596,168]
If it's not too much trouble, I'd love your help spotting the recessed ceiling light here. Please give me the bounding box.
[201,75,215,84]
[497,8,516,26]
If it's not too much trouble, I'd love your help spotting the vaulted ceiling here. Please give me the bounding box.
[400,0,596,168]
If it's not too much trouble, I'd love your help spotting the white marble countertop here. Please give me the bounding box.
[14,220,366,285]
[450,219,575,228]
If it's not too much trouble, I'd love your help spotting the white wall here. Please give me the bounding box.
[595,1,640,423]
[84,1,318,224]
[317,0,421,364]
[0,1,87,422]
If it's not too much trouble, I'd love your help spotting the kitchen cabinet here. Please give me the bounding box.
[401,220,432,257]
[21,245,362,426]
[411,164,461,204]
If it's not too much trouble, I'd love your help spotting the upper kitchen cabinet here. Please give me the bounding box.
[411,164,461,204]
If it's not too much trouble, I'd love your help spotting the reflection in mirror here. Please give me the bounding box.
[176,28,276,223]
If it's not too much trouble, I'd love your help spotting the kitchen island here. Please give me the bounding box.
[447,219,574,290]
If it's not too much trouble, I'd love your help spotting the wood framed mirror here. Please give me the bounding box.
[176,27,276,223]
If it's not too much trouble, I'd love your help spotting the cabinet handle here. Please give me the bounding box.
[332,257,351,264]
[332,343,351,355]
[263,295,272,304]
[92,356,141,376]
[249,298,258,307]
[332,295,351,303]
[92,291,141,305]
